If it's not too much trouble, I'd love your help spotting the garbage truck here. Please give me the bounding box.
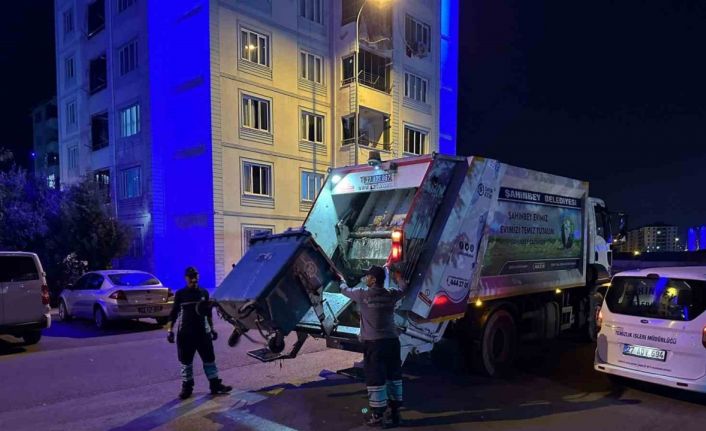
[214,153,613,376]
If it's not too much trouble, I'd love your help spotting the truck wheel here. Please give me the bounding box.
[478,309,517,376]
[22,331,42,345]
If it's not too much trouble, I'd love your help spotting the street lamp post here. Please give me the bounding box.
[353,0,390,165]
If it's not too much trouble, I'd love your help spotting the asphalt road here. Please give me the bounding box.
[1,311,705,431]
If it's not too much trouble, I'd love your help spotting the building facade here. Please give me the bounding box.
[624,223,680,253]
[31,98,60,189]
[55,0,459,289]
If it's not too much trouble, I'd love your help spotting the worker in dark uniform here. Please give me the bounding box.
[339,265,409,428]
[167,266,232,399]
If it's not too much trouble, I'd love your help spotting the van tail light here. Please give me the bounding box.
[388,229,404,264]
[109,290,127,301]
[702,326,706,349]
[41,284,50,305]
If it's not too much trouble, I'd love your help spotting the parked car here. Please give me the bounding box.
[595,266,706,393]
[0,252,51,344]
[58,270,174,329]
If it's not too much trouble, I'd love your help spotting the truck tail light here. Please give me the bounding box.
[109,290,127,301]
[389,229,403,264]
[41,284,50,305]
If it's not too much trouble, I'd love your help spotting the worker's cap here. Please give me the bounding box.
[363,266,386,283]
[185,266,199,278]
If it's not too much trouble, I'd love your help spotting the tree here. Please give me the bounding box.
[60,179,130,270]
[0,147,15,171]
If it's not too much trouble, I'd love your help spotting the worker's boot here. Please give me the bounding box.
[179,380,194,400]
[209,377,233,395]
[364,407,386,427]
[383,400,402,428]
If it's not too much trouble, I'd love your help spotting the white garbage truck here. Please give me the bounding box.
[215,153,613,376]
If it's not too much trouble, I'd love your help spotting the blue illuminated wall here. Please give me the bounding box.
[687,226,706,251]
[148,1,215,290]
[688,227,697,251]
[439,0,459,155]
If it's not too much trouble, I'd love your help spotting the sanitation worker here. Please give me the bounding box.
[338,265,409,428]
[167,266,232,399]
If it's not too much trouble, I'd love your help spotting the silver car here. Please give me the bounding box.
[58,270,174,329]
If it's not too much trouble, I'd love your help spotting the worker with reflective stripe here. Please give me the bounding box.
[167,266,232,399]
[339,265,409,428]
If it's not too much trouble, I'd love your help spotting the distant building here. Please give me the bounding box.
[31,98,59,189]
[688,225,706,251]
[625,223,680,253]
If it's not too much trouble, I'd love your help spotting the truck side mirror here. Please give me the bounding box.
[617,213,628,240]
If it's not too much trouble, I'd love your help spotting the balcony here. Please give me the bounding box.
[341,107,391,151]
[342,49,391,94]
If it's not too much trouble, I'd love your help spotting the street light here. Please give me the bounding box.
[354,0,392,165]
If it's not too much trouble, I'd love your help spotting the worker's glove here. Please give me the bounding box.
[211,330,218,341]
[167,331,175,343]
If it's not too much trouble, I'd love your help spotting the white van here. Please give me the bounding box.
[594,266,706,393]
[0,252,52,344]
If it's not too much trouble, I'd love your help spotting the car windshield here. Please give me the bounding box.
[108,273,160,287]
[606,276,706,321]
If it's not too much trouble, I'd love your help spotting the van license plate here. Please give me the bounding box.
[138,306,162,314]
[623,344,666,362]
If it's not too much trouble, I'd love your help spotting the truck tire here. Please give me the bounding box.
[477,309,517,376]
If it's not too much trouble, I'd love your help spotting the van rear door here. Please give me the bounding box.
[0,255,44,325]
[603,276,706,380]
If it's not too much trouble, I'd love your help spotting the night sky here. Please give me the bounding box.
[1,1,704,233]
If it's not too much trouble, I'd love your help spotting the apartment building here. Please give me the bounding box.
[54,0,459,289]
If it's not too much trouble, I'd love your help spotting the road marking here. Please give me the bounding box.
[563,391,611,402]
[520,401,551,407]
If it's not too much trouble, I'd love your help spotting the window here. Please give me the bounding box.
[47,152,59,167]
[404,72,428,103]
[47,174,57,189]
[240,28,269,67]
[66,101,77,129]
[404,126,427,155]
[606,276,706,322]
[241,95,270,132]
[118,0,137,12]
[91,112,109,151]
[109,272,159,287]
[299,0,323,24]
[89,54,107,94]
[242,161,272,197]
[342,55,355,84]
[119,40,138,76]
[341,0,364,25]
[0,256,39,282]
[94,169,111,202]
[65,57,75,81]
[63,9,74,35]
[301,112,324,143]
[300,51,322,84]
[341,116,356,145]
[87,0,106,38]
[127,226,144,258]
[301,171,324,202]
[68,146,78,170]
[243,225,274,253]
[405,15,431,58]
[119,166,141,199]
[120,104,140,137]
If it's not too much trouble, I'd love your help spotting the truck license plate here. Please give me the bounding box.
[138,306,162,314]
[623,344,666,362]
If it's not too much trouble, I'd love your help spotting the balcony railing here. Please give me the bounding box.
[341,135,391,151]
